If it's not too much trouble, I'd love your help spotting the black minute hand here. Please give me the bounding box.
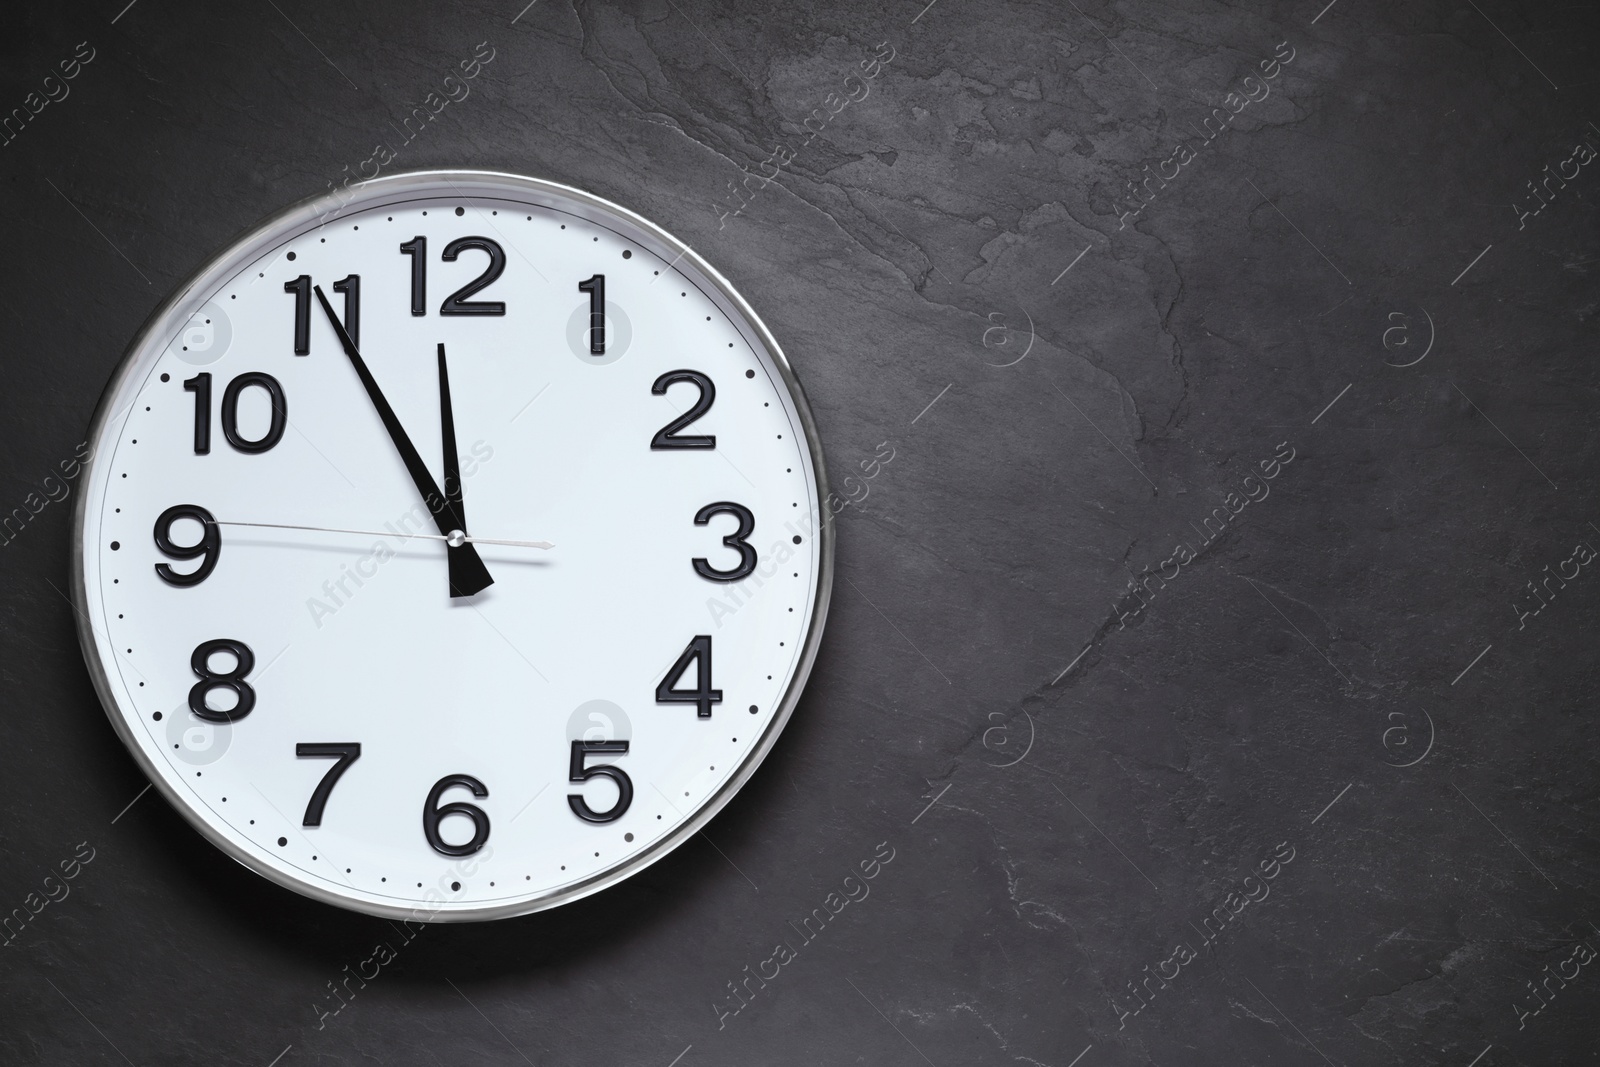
[313,285,494,598]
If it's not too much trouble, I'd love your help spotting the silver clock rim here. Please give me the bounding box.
[70,169,835,922]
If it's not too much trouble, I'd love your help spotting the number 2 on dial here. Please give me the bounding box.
[650,370,716,449]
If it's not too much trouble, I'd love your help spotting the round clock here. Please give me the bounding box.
[72,171,832,920]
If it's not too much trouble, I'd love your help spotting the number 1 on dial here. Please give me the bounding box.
[578,274,604,355]
[399,237,427,316]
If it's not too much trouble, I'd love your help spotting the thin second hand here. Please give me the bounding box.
[208,520,552,550]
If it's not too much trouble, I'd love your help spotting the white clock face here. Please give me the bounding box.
[73,172,831,920]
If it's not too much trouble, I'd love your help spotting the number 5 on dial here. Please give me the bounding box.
[568,741,632,822]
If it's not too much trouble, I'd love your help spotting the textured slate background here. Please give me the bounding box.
[2,0,1598,1064]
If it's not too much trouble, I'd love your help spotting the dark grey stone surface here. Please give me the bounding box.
[2,0,1598,1063]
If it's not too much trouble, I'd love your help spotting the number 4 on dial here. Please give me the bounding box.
[656,635,722,718]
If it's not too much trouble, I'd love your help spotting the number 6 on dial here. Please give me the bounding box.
[423,774,491,857]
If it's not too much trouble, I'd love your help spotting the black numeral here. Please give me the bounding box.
[188,638,256,723]
[440,237,506,315]
[154,504,221,587]
[656,635,722,719]
[423,774,490,856]
[331,274,360,348]
[577,274,605,354]
[297,743,361,827]
[284,275,311,355]
[400,236,427,316]
[401,236,509,316]
[220,373,288,454]
[568,740,633,823]
[185,373,287,455]
[650,370,716,449]
[184,374,212,454]
[692,502,756,582]
[285,274,358,352]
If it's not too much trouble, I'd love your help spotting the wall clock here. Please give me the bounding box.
[71,171,832,920]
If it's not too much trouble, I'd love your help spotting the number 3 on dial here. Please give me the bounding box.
[692,502,756,582]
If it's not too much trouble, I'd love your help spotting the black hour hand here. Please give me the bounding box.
[436,343,494,598]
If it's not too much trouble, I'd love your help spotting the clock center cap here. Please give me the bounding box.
[445,530,467,548]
